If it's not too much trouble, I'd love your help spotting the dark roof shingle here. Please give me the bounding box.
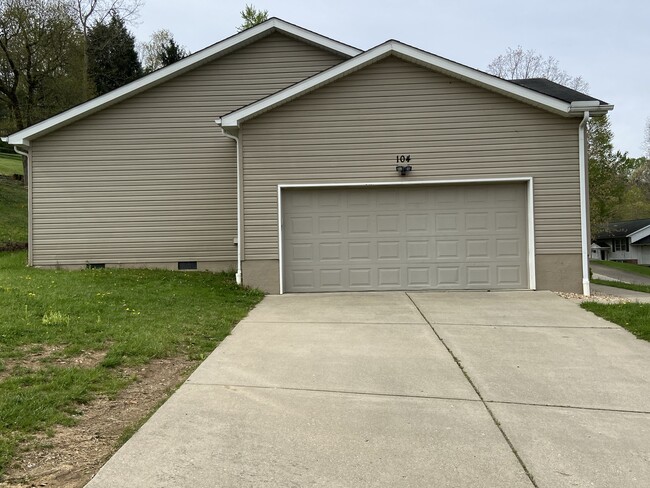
[510,78,609,105]
[596,218,650,239]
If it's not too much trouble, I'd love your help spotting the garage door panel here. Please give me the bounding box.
[467,266,491,286]
[282,183,528,292]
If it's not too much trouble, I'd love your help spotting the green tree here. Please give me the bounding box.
[86,12,142,95]
[587,115,628,236]
[238,4,268,31]
[0,0,85,131]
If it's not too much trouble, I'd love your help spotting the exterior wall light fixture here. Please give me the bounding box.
[396,165,412,176]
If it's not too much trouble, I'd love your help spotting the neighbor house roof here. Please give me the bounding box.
[2,18,361,147]
[219,40,613,129]
[596,218,650,239]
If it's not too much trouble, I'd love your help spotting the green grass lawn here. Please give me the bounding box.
[0,177,28,246]
[0,154,23,176]
[581,301,650,343]
[0,250,263,475]
[591,278,650,294]
[591,259,650,278]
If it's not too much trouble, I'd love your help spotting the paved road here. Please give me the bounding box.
[86,291,650,488]
[591,261,650,285]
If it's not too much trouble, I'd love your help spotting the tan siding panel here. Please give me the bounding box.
[30,33,344,266]
[242,56,581,260]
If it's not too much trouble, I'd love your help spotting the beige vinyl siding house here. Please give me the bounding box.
[4,19,612,295]
[237,56,582,293]
[28,32,347,269]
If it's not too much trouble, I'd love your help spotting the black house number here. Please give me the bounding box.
[396,155,411,163]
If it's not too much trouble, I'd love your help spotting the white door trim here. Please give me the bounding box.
[277,177,536,294]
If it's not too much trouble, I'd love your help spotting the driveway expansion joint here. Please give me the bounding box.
[241,320,427,325]
[431,322,617,329]
[184,382,482,403]
[486,399,650,416]
[406,292,540,488]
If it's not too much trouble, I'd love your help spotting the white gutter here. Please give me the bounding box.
[220,128,243,285]
[569,101,613,115]
[578,111,590,296]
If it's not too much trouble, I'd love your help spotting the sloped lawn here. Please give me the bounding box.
[0,177,27,248]
[0,250,263,479]
[581,301,650,342]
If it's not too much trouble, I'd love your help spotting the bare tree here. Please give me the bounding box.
[487,46,589,93]
[138,28,188,73]
[0,0,83,130]
[70,0,141,36]
[0,0,85,179]
[643,117,650,159]
[67,0,143,97]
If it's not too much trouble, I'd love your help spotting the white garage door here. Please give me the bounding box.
[281,183,529,292]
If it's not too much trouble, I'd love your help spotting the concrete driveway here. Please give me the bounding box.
[86,291,650,488]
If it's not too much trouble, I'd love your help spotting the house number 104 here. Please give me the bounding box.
[396,155,411,163]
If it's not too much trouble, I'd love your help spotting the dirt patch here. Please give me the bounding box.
[0,347,105,382]
[0,357,198,488]
[0,243,28,252]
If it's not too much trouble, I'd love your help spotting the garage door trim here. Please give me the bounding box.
[277,177,536,294]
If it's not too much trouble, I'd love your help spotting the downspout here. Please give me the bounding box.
[221,128,243,285]
[578,111,590,296]
[13,145,28,158]
[13,145,32,266]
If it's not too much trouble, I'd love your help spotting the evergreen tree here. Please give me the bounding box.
[87,12,142,95]
[159,38,186,67]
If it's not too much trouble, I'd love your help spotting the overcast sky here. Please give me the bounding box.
[133,0,649,157]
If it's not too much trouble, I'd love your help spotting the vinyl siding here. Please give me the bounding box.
[30,33,345,266]
[241,56,581,260]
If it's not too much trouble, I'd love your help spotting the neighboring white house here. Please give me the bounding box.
[591,218,650,264]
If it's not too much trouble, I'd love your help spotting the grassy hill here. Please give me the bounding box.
[0,155,28,249]
[0,153,22,176]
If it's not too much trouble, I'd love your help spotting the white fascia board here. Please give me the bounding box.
[5,18,361,146]
[629,224,650,242]
[221,40,602,128]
